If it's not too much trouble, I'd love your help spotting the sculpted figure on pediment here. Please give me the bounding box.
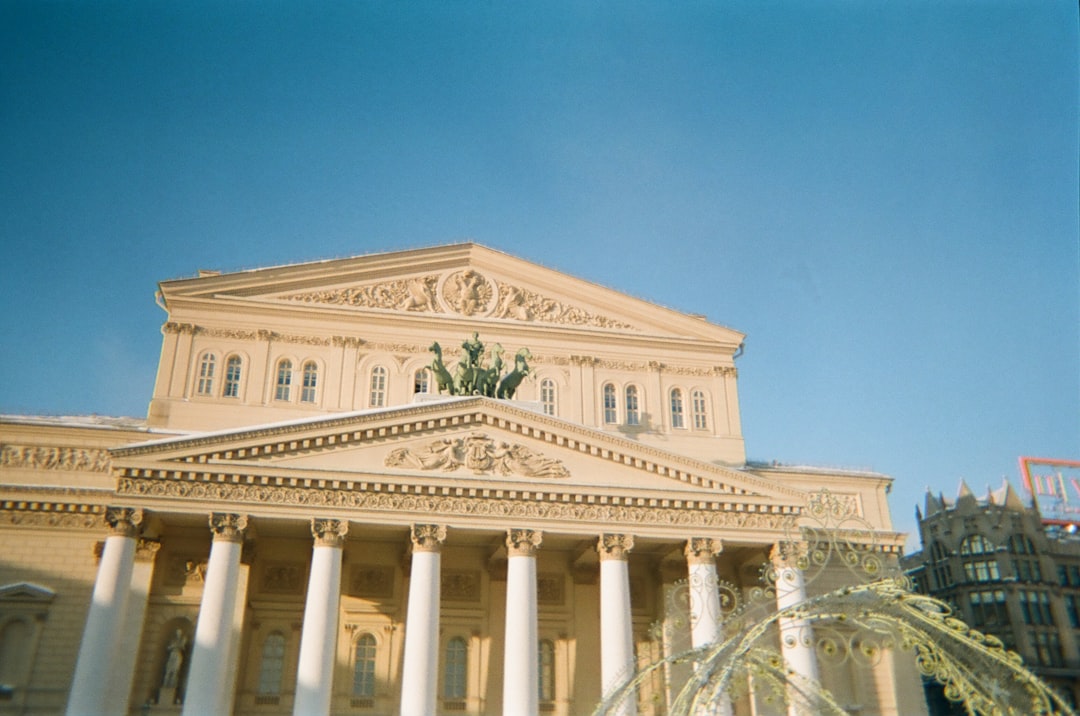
[386,438,461,471]
[384,433,569,479]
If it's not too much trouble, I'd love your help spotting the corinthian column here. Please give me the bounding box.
[504,528,543,716]
[685,538,732,716]
[598,533,637,716]
[400,524,447,716]
[182,513,248,716]
[771,543,819,716]
[66,507,142,716]
[293,518,349,716]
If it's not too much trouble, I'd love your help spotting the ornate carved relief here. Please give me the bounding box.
[348,565,395,598]
[282,270,637,329]
[441,570,481,601]
[261,563,305,594]
[0,445,111,472]
[163,556,208,587]
[117,476,793,530]
[537,573,565,605]
[385,433,569,479]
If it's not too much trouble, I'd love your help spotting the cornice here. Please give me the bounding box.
[0,497,108,530]
[111,399,804,501]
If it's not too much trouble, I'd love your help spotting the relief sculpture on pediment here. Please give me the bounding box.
[282,269,637,329]
[384,432,569,479]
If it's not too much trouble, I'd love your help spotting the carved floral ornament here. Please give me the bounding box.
[283,270,637,330]
[385,432,570,479]
[116,475,796,531]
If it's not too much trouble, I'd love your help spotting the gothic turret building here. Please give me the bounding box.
[0,244,920,715]
[903,481,1080,711]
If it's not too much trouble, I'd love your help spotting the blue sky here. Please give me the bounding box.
[1,1,1077,548]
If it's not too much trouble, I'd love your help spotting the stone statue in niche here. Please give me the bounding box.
[156,627,190,705]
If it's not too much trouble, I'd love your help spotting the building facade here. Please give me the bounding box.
[0,244,919,715]
[904,481,1080,712]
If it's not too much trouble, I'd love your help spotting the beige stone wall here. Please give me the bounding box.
[0,524,100,714]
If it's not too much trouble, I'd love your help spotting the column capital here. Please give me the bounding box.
[311,518,349,548]
[506,528,543,557]
[209,513,248,543]
[105,506,144,538]
[597,533,634,561]
[685,537,723,565]
[410,523,447,553]
[770,541,809,570]
[135,538,162,563]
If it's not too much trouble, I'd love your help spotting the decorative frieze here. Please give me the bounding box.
[506,528,543,557]
[0,445,111,472]
[117,475,795,531]
[385,433,569,478]
[598,533,634,561]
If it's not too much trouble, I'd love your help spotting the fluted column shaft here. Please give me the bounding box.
[66,508,142,716]
[293,519,349,716]
[504,529,543,716]
[182,513,248,716]
[400,524,447,716]
[599,533,637,716]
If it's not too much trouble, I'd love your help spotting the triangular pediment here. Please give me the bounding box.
[114,398,802,511]
[158,244,743,344]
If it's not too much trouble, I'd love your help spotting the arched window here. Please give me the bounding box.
[223,356,242,398]
[538,639,555,703]
[370,366,387,408]
[670,388,685,429]
[414,369,429,395]
[0,618,30,689]
[540,379,556,416]
[625,386,640,426]
[443,636,467,700]
[256,632,286,700]
[352,634,377,699]
[602,384,617,424]
[274,359,293,401]
[300,361,318,403]
[196,353,216,396]
[691,390,708,430]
